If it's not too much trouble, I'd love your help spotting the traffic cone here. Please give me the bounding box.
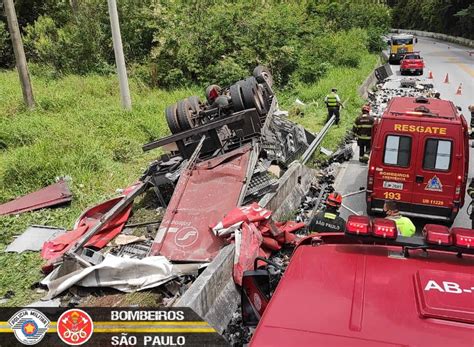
[456,83,462,95]
[428,71,433,79]
[444,73,449,84]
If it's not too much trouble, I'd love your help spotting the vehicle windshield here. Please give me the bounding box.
[403,54,420,60]
[392,38,413,45]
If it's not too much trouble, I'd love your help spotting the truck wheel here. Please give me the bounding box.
[240,77,264,114]
[187,96,202,113]
[176,100,195,130]
[419,69,424,76]
[230,83,245,112]
[165,104,181,134]
[253,65,273,88]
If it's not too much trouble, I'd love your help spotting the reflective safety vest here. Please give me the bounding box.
[326,94,339,108]
[387,215,416,237]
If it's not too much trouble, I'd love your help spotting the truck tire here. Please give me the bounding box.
[230,83,245,112]
[176,100,195,131]
[187,96,202,113]
[240,77,264,114]
[165,104,181,134]
[253,65,273,88]
[419,69,424,76]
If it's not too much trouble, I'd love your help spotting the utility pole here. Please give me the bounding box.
[107,0,132,111]
[4,0,35,109]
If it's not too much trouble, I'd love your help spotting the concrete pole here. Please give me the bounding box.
[4,0,35,109]
[107,0,132,111]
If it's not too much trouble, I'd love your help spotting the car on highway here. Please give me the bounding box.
[242,217,474,346]
[366,96,469,224]
[400,52,424,75]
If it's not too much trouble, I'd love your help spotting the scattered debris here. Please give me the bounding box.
[0,179,72,216]
[5,225,66,253]
[41,254,205,299]
[0,290,15,305]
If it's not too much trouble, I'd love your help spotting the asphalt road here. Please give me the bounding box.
[334,36,474,229]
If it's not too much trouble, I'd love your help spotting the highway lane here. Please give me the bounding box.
[334,36,474,229]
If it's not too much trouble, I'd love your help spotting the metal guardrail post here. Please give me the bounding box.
[300,115,336,165]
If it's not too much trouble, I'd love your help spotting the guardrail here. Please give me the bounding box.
[391,29,474,49]
[300,115,336,165]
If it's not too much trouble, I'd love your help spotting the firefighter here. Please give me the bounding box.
[468,178,474,229]
[324,88,343,125]
[383,200,416,237]
[353,105,374,162]
[308,192,346,232]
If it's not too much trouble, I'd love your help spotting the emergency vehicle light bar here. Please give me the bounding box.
[346,215,397,239]
[346,215,371,235]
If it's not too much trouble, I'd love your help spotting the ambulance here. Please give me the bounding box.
[366,96,469,223]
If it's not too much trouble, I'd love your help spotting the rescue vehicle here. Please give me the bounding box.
[366,96,469,224]
[242,218,474,346]
[388,33,416,64]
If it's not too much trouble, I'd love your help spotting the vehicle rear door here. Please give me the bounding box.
[373,120,417,204]
[411,123,457,210]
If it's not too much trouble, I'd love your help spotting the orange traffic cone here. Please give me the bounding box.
[444,73,449,84]
[456,83,462,95]
[428,71,433,79]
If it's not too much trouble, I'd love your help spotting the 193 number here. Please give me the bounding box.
[383,191,401,200]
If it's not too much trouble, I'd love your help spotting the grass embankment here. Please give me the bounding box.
[0,53,377,306]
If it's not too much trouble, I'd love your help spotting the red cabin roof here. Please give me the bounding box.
[251,240,474,346]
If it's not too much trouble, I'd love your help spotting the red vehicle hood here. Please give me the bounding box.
[251,243,474,347]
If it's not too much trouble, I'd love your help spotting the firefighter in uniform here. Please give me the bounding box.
[468,178,474,229]
[324,88,343,125]
[383,200,416,237]
[308,192,346,232]
[353,105,374,162]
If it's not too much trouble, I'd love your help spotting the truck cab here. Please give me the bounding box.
[388,34,416,64]
[366,96,469,223]
[243,219,474,346]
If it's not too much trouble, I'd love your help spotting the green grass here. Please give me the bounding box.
[0,53,378,306]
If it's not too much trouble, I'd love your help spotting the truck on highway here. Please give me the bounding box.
[400,52,424,75]
[241,218,474,346]
[388,33,416,64]
[365,96,469,224]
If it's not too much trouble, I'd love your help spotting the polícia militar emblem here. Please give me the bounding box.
[8,308,50,345]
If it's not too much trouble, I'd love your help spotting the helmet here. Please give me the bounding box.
[362,105,370,113]
[326,192,342,207]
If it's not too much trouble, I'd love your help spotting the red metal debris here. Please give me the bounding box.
[0,179,72,216]
[150,145,253,262]
[41,196,132,261]
[213,202,305,285]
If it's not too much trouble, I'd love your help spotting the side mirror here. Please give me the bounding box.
[415,38,418,43]
[386,40,391,46]
[241,269,271,327]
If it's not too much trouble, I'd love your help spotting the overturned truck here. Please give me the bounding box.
[40,67,316,331]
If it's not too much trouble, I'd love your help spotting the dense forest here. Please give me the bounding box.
[390,0,473,39]
[0,0,390,88]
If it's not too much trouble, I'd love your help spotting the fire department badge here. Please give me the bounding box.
[8,308,50,345]
[425,175,443,192]
[57,309,94,345]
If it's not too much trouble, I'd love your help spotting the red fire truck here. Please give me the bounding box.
[242,217,474,346]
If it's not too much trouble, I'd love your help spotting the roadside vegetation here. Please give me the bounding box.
[0,0,389,305]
